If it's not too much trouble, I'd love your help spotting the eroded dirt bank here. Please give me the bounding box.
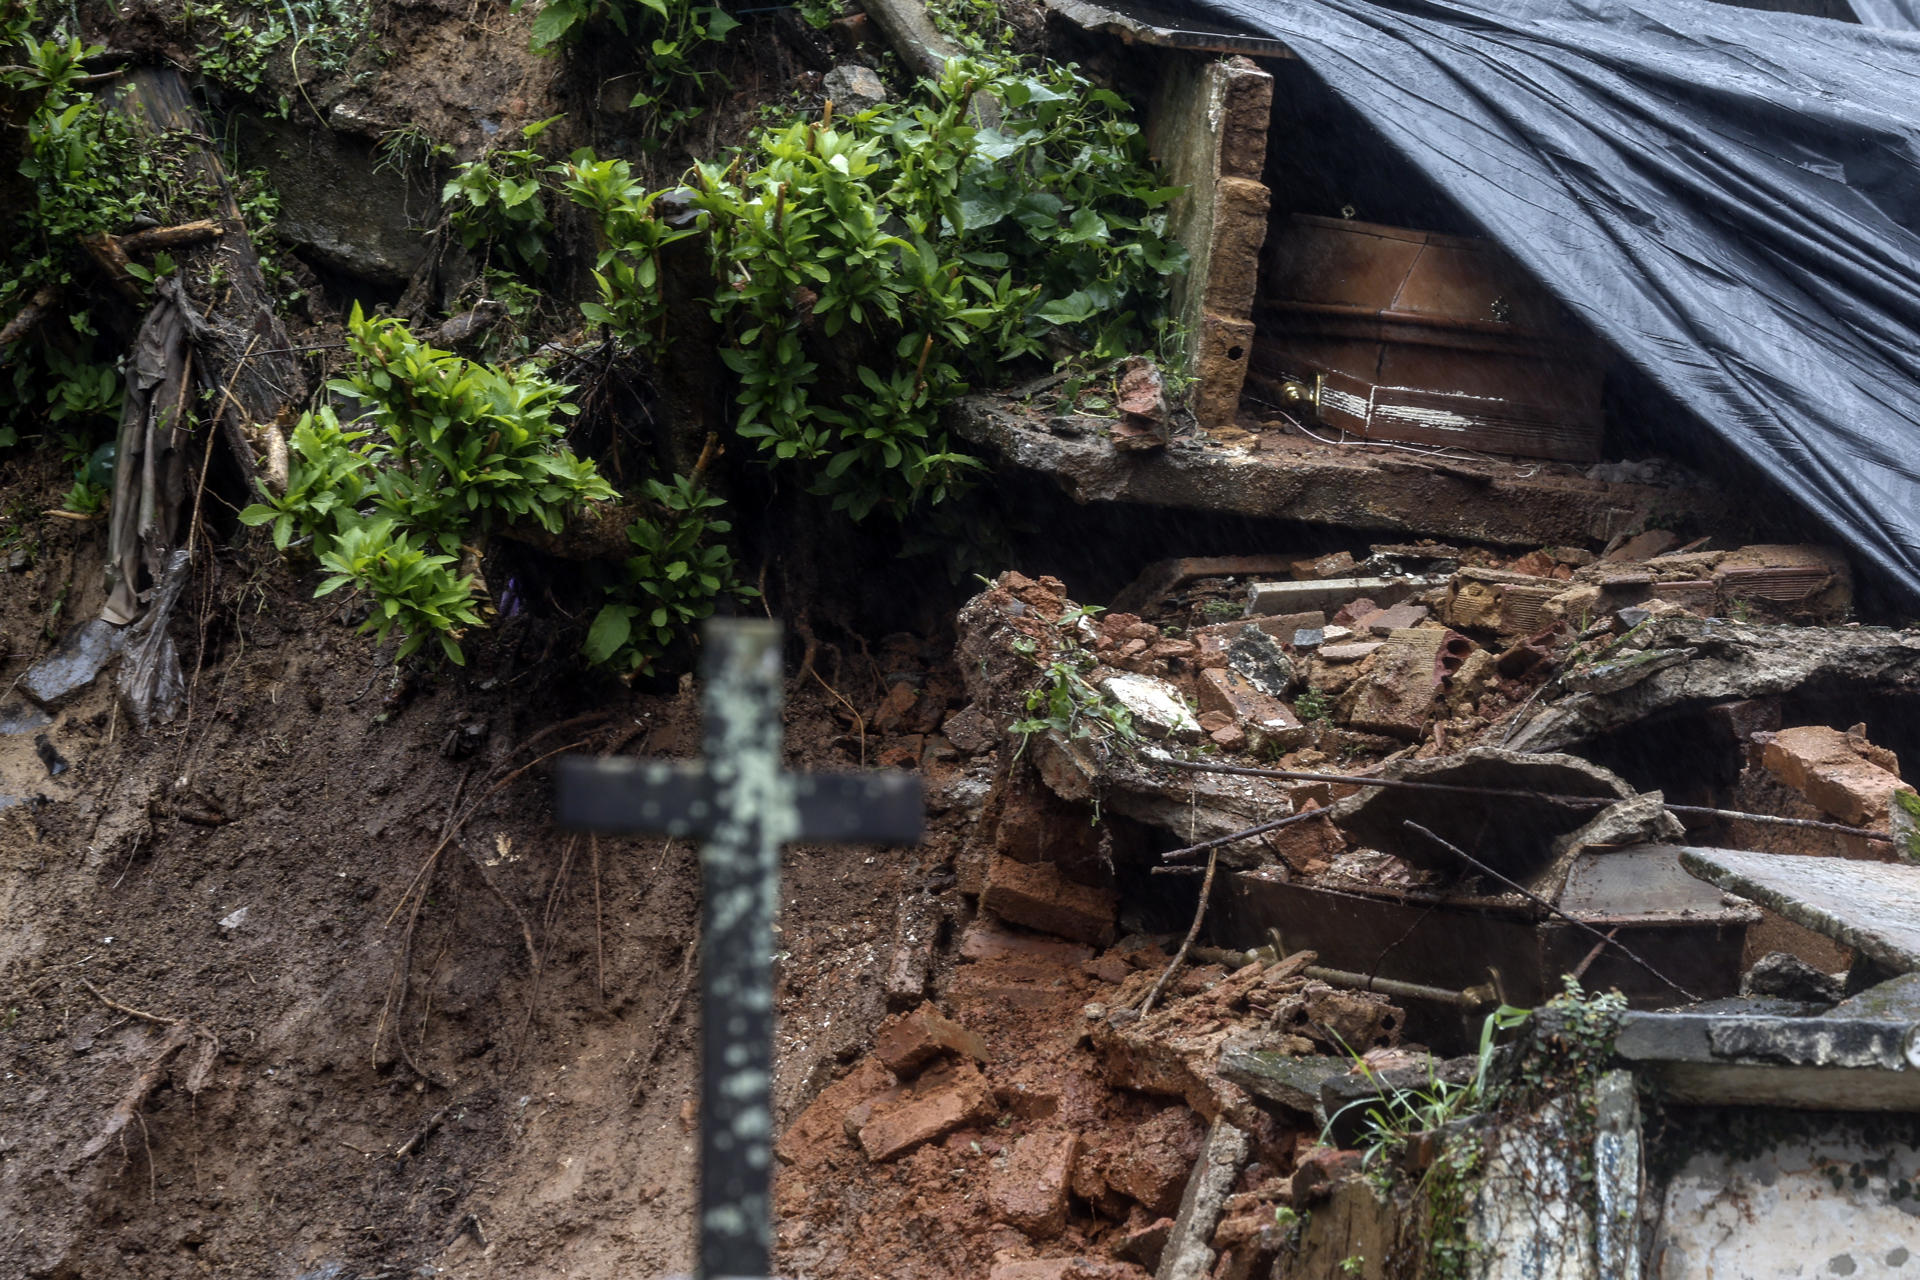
[0,459,984,1277]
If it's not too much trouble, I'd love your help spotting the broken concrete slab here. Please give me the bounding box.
[953,390,1731,550]
[1098,672,1202,741]
[1679,847,1920,973]
[20,619,125,708]
[1246,577,1430,618]
[1328,746,1634,875]
[1155,1117,1250,1280]
[0,701,53,735]
[1830,972,1920,1021]
[1613,1007,1920,1108]
[1506,616,1920,754]
[1652,1118,1920,1278]
[1215,1049,1345,1119]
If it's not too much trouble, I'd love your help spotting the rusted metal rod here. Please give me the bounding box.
[1157,806,1330,862]
[1154,758,1894,844]
[1189,944,1498,1009]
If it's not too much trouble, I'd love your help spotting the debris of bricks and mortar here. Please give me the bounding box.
[773,535,1920,1279]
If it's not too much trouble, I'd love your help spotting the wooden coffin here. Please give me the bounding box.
[1248,214,1605,462]
[1214,845,1758,1012]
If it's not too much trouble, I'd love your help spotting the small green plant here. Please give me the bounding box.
[122,250,177,288]
[559,153,699,354]
[1197,599,1242,621]
[374,124,452,178]
[443,118,562,273]
[583,473,757,676]
[1338,1256,1365,1276]
[59,476,109,515]
[1009,604,1139,757]
[240,306,616,663]
[315,517,482,663]
[520,0,736,132]
[1323,1003,1531,1161]
[1294,687,1330,722]
[194,7,291,103]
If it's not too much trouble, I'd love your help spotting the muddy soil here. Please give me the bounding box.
[0,444,980,1276]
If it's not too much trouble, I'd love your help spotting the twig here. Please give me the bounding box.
[1157,807,1330,862]
[0,284,58,348]
[591,834,606,1002]
[633,931,699,1101]
[81,978,179,1026]
[394,1102,452,1159]
[1153,758,1895,844]
[1403,821,1699,1002]
[1139,845,1220,1017]
[118,219,223,254]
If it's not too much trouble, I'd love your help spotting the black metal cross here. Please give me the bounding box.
[555,618,923,1280]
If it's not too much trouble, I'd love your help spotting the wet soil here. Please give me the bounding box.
[0,451,972,1276]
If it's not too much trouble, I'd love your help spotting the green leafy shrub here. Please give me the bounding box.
[315,518,484,664]
[240,307,616,663]
[559,155,699,354]
[520,0,736,132]
[562,53,1185,522]
[583,473,756,675]
[443,118,561,272]
[2,3,209,439]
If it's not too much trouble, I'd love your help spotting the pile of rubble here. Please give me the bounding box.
[776,539,1920,1279]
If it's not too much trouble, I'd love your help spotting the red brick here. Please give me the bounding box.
[774,1055,897,1170]
[1352,602,1429,634]
[1761,724,1915,827]
[996,768,1103,867]
[1084,952,1132,985]
[1196,669,1303,743]
[855,1060,998,1162]
[1261,804,1345,874]
[989,1130,1079,1239]
[1112,1215,1173,1270]
[1104,1105,1205,1216]
[1293,551,1357,581]
[872,1002,989,1076]
[872,680,919,733]
[982,856,1118,947]
[989,1255,1153,1280]
[1210,723,1248,751]
[959,918,1095,967]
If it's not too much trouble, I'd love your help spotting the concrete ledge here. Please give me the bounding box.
[950,395,1733,548]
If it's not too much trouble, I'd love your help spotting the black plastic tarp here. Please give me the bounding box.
[1186,0,1920,603]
